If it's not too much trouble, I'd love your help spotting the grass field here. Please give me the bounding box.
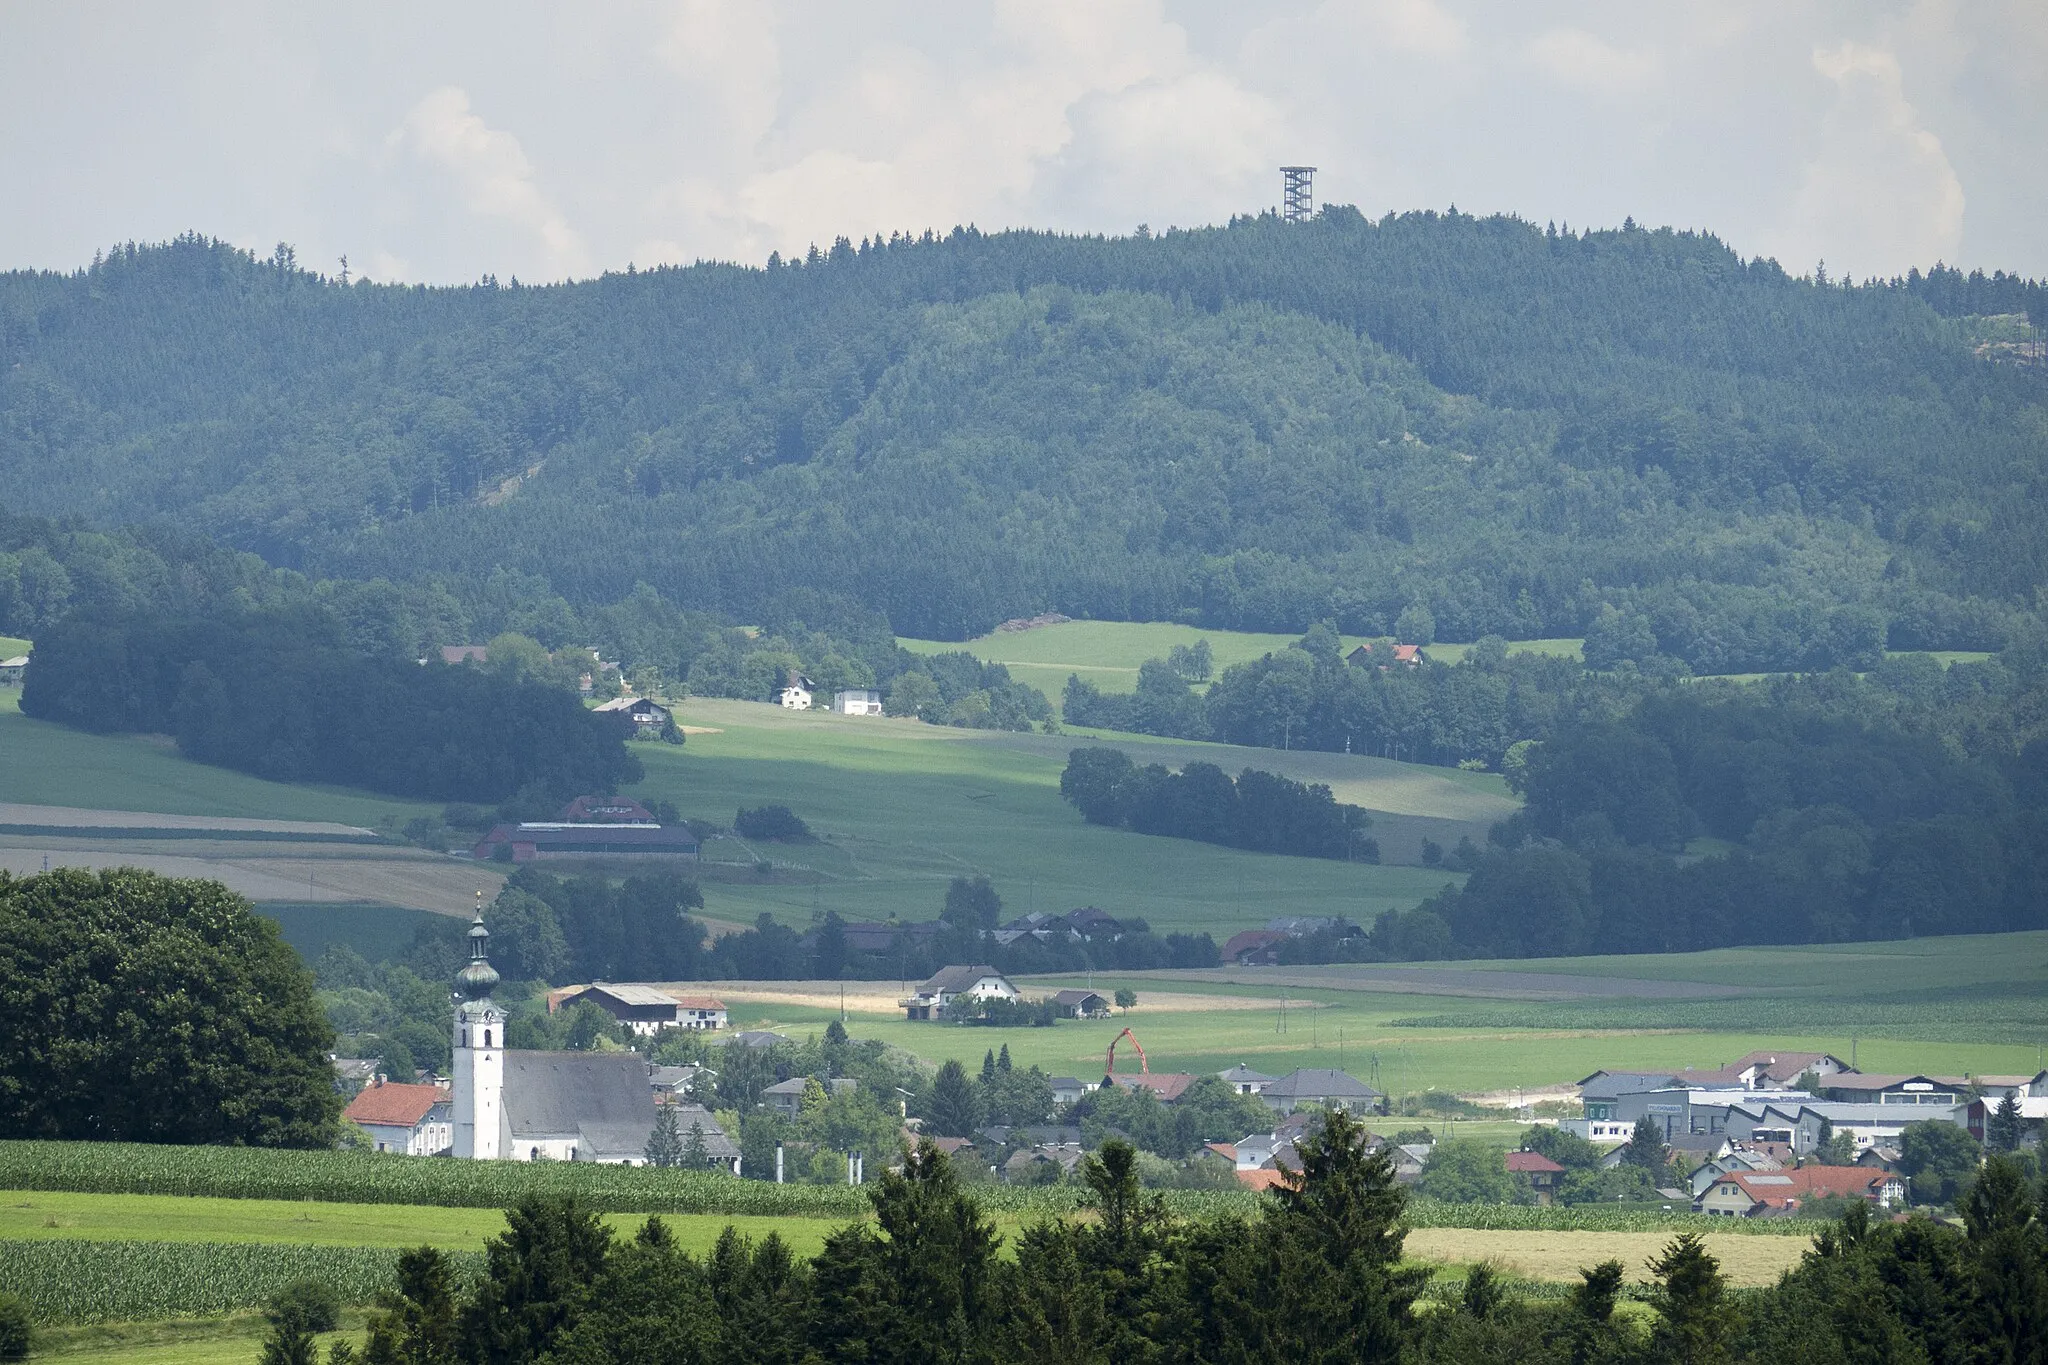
[898,620,1588,706]
[631,698,1491,933]
[693,928,2042,1096]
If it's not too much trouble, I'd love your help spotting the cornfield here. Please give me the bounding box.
[0,1238,485,1324]
[1405,1201,1821,1236]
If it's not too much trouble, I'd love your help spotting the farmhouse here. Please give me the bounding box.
[548,984,727,1035]
[0,653,26,685]
[343,1079,452,1155]
[901,965,1018,1020]
[1052,989,1111,1019]
[592,695,672,735]
[451,917,665,1164]
[831,689,884,715]
[1221,929,1288,965]
[777,670,814,709]
[1259,1068,1383,1114]
[437,644,489,665]
[1695,1166,1905,1217]
[471,795,700,863]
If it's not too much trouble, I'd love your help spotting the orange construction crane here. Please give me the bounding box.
[1103,1027,1148,1086]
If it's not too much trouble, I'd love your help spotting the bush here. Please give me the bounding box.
[0,1292,29,1360]
[735,805,813,841]
[268,1276,341,1334]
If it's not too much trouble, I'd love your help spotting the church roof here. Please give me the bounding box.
[501,1050,656,1147]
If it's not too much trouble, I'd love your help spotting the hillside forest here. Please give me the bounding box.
[2,213,2048,962]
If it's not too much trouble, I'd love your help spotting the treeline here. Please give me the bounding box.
[18,606,637,804]
[1375,682,2048,959]
[282,1126,2048,1365]
[6,216,2043,653]
[1060,746,1379,861]
[468,870,1218,988]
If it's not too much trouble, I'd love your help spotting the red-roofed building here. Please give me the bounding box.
[1506,1150,1567,1205]
[1696,1165,1906,1217]
[343,1080,452,1155]
[1111,1073,1197,1103]
[1238,1168,1295,1192]
[1222,930,1288,965]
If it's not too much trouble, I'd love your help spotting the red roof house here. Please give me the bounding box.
[1506,1150,1567,1205]
[1696,1165,1906,1216]
[343,1081,452,1156]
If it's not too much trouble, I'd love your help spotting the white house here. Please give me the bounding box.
[343,1080,452,1155]
[778,670,814,710]
[592,696,672,735]
[452,917,663,1164]
[0,654,27,686]
[1218,1064,1278,1096]
[831,689,884,715]
[902,965,1018,1020]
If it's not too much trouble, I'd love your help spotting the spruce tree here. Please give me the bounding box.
[927,1059,981,1138]
[644,1104,683,1169]
[682,1121,711,1172]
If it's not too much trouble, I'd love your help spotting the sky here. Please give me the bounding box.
[2,0,2043,285]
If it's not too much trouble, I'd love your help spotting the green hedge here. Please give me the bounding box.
[0,1239,485,1324]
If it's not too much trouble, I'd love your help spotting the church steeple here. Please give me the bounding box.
[452,890,505,1159]
[457,910,500,1000]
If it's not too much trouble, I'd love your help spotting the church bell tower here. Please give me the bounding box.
[451,902,505,1159]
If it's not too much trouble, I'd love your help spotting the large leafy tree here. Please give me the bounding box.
[0,868,341,1147]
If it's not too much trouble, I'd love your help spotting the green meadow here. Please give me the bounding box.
[897,619,1588,707]
[633,699,1487,933]
[0,694,436,829]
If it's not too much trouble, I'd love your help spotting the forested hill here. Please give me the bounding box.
[2,215,2044,661]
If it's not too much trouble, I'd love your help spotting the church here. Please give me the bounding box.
[451,914,664,1163]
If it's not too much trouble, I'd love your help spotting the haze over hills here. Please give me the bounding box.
[2,210,2044,667]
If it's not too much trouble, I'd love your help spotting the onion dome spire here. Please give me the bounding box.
[456,891,500,1000]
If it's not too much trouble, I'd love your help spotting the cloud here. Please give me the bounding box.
[655,0,781,150]
[398,86,592,278]
[1526,28,1661,97]
[1772,42,1964,278]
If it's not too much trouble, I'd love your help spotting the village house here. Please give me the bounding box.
[648,1064,707,1101]
[437,644,489,665]
[663,1104,742,1174]
[1506,1150,1566,1206]
[1221,929,1289,965]
[0,653,27,686]
[343,1079,452,1155]
[1218,1063,1278,1096]
[901,965,1018,1021]
[1051,989,1111,1019]
[592,695,672,735]
[1695,1165,1906,1217]
[1258,1068,1383,1114]
[830,689,884,715]
[762,1077,858,1119]
[1108,1072,1198,1102]
[777,670,814,709]
[730,1030,789,1050]
[1049,1077,1090,1108]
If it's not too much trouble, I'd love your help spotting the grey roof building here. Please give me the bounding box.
[1218,1063,1279,1095]
[501,1050,659,1163]
[1259,1069,1383,1113]
[731,1030,790,1050]
[664,1103,741,1172]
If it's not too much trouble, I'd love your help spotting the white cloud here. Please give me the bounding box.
[1526,28,1662,98]
[398,86,592,279]
[655,0,782,150]
[1772,42,1964,278]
